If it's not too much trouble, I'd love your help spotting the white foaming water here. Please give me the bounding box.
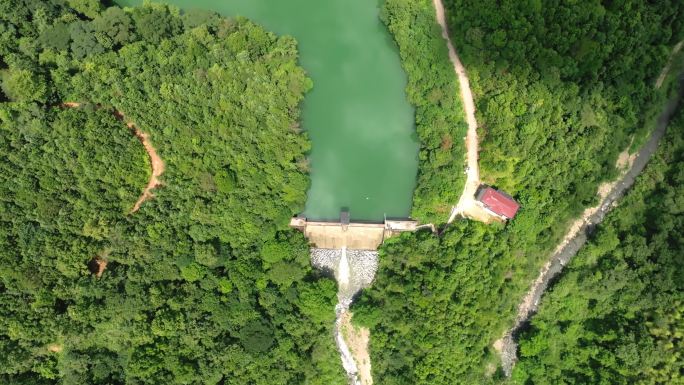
[335,305,361,385]
[310,247,379,385]
[337,246,350,289]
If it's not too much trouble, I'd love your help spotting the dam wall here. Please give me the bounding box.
[290,217,417,250]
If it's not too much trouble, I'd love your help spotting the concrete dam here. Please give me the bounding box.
[290,212,418,250]
[291,211,419,385]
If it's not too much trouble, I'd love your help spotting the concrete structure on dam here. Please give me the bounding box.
[290,211,417,250]
[292,210,418,385]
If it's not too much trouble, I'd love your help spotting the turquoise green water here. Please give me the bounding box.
[116,0,418,221]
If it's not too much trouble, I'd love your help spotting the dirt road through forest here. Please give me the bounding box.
[431,0,490,224]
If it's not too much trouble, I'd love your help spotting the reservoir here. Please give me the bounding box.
[116,0,419,221]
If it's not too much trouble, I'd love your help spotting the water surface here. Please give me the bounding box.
[117,0,418,221]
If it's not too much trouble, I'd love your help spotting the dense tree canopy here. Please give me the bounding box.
[2,0,683,384]
[446,0,684,236]
[514,108,684,384]
[354,0,684,384]
[381,0,468,223]
[0,1,342,384]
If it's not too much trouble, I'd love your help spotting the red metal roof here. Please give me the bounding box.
[478,187,520,219]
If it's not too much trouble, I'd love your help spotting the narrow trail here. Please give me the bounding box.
[655,40,683,89]
[129,127,165,213]
[61,102,165,279]
[495,72,684,376]
[61,102,165,213]
[431,0,484,224]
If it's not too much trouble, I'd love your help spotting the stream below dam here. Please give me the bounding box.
[311,247,379,385]
[116,0,419,222]
[497,74,684,376]
[114,2,414,382]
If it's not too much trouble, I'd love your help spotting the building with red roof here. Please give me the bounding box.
[475,185,520,220]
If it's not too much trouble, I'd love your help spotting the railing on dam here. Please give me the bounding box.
[290,216,417,250]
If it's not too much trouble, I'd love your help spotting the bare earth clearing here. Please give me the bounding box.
[89,258,108,278]
[655,40,683,89]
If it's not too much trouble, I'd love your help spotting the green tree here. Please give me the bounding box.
[1,67,46,102]
[514,110,684,384]
[0,2,342,384]
[67,0,102,18]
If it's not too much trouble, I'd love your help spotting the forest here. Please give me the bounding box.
[2,0,683,384]
[353,0,684,383]
[381,0,468,224]
[513,102,684,385]
[0,1,343,384]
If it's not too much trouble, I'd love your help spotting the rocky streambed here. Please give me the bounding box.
[311,247,379,385]
[496,74,684,376]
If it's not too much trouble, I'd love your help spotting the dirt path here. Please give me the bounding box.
[129,127,165,213]
[61,102,165,213]
[431,0,492,224]
[655,40,683,89]
[61,102,164,279]
[495,73,684,376]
